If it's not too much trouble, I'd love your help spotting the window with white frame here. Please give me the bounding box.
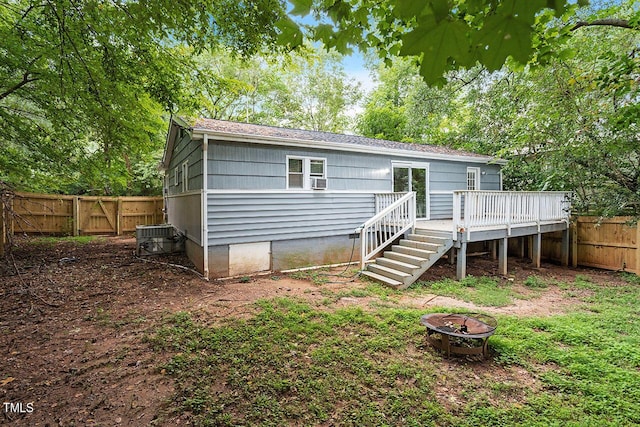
[174,167,180,187]
[181,161,189,192]
[287,156,326,189]
[467,167,480,191]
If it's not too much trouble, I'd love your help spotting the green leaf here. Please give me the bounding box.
[327,1,351,22]
[546,0,566,17]
[430,0,451,23]
[289,0,313,16]
[276,17,303,48]
[393,2,428,20]
[400,18,470,83]
[505,0,547,25]
[314,23,335,46]
[475,14,534,70]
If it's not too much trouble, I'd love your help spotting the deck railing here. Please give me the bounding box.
[357,192,416,269]
[453,191,571,239]
[374,192,406,213]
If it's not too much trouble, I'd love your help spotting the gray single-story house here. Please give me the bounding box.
[161,117,549,283]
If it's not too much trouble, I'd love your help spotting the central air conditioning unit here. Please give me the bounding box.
[136,224,184,256]
[311,177,328,190]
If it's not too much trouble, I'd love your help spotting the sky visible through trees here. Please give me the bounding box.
[0,0,638,216]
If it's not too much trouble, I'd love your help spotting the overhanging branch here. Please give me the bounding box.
[0,72,39,101]
[572,19,636,31]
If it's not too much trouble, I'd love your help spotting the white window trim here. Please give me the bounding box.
[391,161,430,220]
[467,167,481,191]
[181,160,189,192]
[286,156,327,190]
[173,167,179,187]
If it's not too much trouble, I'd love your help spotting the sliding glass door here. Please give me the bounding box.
[392,163,429,219]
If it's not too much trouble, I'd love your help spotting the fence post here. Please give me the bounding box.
[116,198,123,235]
[571,219,578,268]
[637,220,640,275]
[72,196,80,236]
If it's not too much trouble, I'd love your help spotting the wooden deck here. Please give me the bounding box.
[416,219,569,241]
[416,218,570,279]
[361,191,571,285]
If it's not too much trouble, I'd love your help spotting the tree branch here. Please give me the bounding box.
[0,72,39,101]
[572,19,636,31]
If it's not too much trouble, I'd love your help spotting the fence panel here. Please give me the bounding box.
[9,192,163,236]
[13,193,75,234]
[575,217,638,274]
[542,216,639,274]
[120,197,164,233]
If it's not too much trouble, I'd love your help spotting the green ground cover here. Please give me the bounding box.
[148,274,640,426]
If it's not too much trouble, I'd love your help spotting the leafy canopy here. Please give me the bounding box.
[357,0,640,217]
[284,0,604,84]
[0,0,287,194]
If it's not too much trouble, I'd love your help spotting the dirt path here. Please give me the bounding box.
[0,236,623,425]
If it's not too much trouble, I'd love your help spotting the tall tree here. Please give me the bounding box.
[0,0,286,194]
[179,46,362,133]
[259,47,361,132]
[355,2,640,216]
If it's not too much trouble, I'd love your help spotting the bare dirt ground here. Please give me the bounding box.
[0,236,627,426]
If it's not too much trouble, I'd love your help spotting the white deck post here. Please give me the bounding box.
[452,191,461,239]
[456,242,467,280]
[498,237,508,276]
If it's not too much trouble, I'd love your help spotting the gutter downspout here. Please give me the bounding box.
[202,134,210,280]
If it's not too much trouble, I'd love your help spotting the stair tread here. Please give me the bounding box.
[368,263,411,277]
[400,239,439,249]
[393,245,436,256]
[378,257,420,270]
[408,233,449,241]
[386,251,428,263]
[415,229,452,237]
[361,271,403,287]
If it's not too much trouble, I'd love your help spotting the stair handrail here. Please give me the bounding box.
[356,192,416,269]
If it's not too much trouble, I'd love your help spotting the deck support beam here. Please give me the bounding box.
[561,227,570,267]
[498,237,508,276]
[456,242,467,280]
[532,233,541,268]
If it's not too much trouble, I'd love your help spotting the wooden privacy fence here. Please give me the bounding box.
[1,192,163,240]
[542,216,639,274]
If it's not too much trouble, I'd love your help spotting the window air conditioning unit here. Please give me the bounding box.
[136,224,184,256]
[311,177,328,190]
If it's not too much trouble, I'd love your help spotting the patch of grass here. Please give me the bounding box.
[523,275,548,289]
[30,235,101,246]
[150,281,640,426]
[150,301,446,425]
[289,269,330,285]
[410,275,514,307]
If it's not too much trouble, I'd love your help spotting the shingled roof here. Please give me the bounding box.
[191,118,498,162]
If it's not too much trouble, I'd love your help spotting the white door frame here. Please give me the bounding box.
[392,162,430,220]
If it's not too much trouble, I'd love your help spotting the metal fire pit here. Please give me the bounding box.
[420,313,497,359]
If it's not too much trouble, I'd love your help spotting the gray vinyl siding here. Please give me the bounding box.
[427,162,502,219]
[166,131,203,195]
[208,141,392,191]
[430,193,455,219]
[207,192,374,246]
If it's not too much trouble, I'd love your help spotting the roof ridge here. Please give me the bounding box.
[188,117,499,161]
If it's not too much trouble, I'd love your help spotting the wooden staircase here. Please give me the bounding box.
[361,229,454,289]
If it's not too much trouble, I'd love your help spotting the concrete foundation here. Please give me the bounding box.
[204,234,360,278]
